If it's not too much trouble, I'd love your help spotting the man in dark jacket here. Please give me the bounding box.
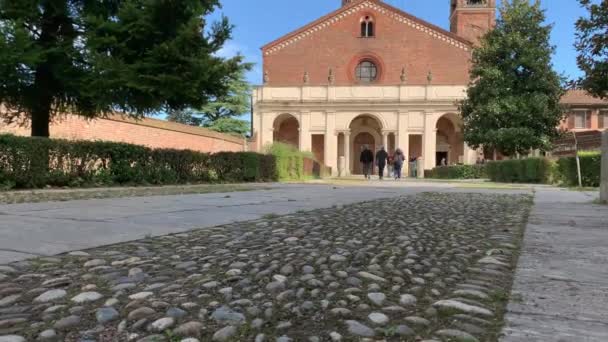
[359,145,374,179]
[376,146,389,180]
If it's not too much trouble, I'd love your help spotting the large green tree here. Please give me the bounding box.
[575,0,608,99]
[459,0,564,156]
[203,117,249,137]
[0,0,245,137]
[167,67,251,130]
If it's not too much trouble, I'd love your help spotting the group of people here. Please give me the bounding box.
[359,145,418,180]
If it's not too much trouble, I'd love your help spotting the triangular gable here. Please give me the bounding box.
[262,0,473,56]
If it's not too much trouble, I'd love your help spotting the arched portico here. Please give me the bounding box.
[273,114,300,147]
[435,113,464,166]
[347,114,383,174]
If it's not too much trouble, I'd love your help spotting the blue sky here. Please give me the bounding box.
[212,0,587,87]
[208,0,587,123]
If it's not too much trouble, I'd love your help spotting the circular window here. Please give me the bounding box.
[356,61,378,83]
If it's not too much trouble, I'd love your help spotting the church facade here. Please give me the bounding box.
[252,0,496,176]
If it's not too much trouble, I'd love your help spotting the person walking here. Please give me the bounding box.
[360,145,374,180]
[393,148,405,180]
[376,146,389,180]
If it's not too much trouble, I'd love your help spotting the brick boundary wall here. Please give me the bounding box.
[0,114,246,153]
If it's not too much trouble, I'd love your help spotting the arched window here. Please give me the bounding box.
[360,16,374,37]
[355,60,378,83]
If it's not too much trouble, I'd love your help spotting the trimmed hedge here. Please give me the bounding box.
[556,152,602,187]
[486,158,553,183]
[426,164,486,179]
[0,134,277,189]
[263,143,333,181]
[485,155,602,187]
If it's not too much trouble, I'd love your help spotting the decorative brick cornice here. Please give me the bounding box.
[263,0,471,56]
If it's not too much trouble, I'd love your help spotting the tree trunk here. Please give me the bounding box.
[31,101,51,137]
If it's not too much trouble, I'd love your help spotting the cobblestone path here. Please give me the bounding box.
[0,193,532,342]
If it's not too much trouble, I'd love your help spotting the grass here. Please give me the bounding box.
[262,213,280,220]
[0,183,272,204]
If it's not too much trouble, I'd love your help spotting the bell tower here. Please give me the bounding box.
[450,0,496,45]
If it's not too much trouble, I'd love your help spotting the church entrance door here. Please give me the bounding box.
[353,132,376,175]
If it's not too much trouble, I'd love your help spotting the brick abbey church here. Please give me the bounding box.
[252,0,608,176]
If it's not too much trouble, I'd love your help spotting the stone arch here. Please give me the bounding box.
[349,114,383,174]
[273,113,300,147]
[435,113,464,166]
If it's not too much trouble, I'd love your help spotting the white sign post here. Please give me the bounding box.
[601,130,608,203]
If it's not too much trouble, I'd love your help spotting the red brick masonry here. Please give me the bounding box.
[0,114,246,153]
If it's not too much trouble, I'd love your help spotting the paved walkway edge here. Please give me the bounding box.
[500,189,608,342]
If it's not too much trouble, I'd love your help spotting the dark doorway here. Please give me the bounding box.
[353,132,375,175]
[436,152,448,166]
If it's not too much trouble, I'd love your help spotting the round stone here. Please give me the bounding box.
[96,307,120,324]
[34,289,67,303]
[344,320,374,337]
[53,315,80,330]
[368,312,389,325]
[212,326,237,341]
[367,292,386,306]
[174,321,204,338]
[71,292,103,303]
[399,294,417,306]
[149,317,175,332]
[129,292,154,300]
[38,329,57,341]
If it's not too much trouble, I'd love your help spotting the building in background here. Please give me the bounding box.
[560,89,608,132]
[252,0,496,175]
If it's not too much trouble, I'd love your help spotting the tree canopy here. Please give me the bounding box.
[575,0,608,99]
[167,67,252,136]
[459,0,564,156]
[0,0,247,137]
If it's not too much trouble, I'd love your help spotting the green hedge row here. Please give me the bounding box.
[0,134,277,189]
[555,153,602,187]
[486,154,602,187]
[426,164,487,179]
[486,158,554,183]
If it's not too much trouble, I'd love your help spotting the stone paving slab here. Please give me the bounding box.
[500,189,608,342]
[0,192,532,342]
[0,184,439,264]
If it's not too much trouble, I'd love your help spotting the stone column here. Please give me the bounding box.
[344,132,351,176]
[601,130,608,203]
[397,111,409,176]
[299,111,311,152]
[463,143,477,165]
[423,113,438,171]
[260,112,275,150]
[382,132,389,150]
[324,111,338,176]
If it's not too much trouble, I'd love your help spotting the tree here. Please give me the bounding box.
[204,117,249,137]
[459,0,564,157]
[575,0,608,99]
[0,0,245,137]
[167,67,251,123]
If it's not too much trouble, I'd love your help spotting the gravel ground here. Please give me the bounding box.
[0,192,532,342]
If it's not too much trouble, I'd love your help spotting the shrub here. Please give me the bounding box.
[556,151,601,187]
[0,134,277,189]
[426,164,487,179]
[486,158,553,183]
[265,143,314,181]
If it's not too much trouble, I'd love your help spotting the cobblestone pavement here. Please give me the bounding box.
[0,193,532,342]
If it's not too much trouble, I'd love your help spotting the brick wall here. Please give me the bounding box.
[0,115,246,153]
[262,2,473,86]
